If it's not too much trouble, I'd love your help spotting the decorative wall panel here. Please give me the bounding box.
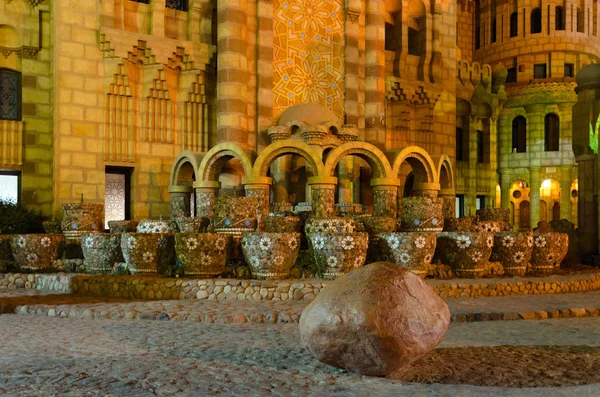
[273,0,345,119]
[0,70,20,121]
[105,173,126,228]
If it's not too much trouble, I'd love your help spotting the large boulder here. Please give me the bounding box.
[299,262,450,376]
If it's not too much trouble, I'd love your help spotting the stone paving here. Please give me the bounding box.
[0,315,599,396]
[2,288,600,324]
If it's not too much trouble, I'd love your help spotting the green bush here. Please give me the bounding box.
[0,199,44,234]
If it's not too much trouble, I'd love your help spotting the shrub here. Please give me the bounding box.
[0,199,44,234]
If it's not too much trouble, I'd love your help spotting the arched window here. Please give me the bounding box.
[577,7,585,32]
[512,116,527,153]
[545,113,560,152]
[407,0,426,56]
[555,6,565,30]
[0,69,21,121]
[531,8,542,33]
[510,12,518,37]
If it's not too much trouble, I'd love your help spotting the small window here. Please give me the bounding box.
[0,69,22,121]
[512,116,527,153]
[456,195,465,218]
[531,8,542,33]
[534,64,547,79]
[506,67,517,83]
[166,0,188,11]
[510,12,518,37]
[476,195,486,210]
[564,63,574,77]
[545,113,560,152]
[477,130,484,163]
[456,127,468,161]
[555,6,565,30]
[474,25,481,50]
[0,171,20,203]
[577,8,585,32]
[491,18,497,43]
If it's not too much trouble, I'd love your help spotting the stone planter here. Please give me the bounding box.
[490,232,533,276]
[108,220,139,234]
[400,196,444,232]
[214,197,258,230]
[360,216,397,263]
[241,232,301,279]
[264,215,302,233]
[477,208,510,223]
[379,232,437,278]
[121,233,175,275]
[305,217,357,234]
[10,234,64,271]
[175,217,209,233]
[175,233,230,276]
[531,232,569,274]
[270,202,294,214]
[42,221,61,234]
[443,217,474,232]
[334,203,364,216]
[472,221,507,233]
[61,203,104,233]
[81,233,123,274]
[307,232,369,279]
[435,232,494,278]
[137,220,178,234]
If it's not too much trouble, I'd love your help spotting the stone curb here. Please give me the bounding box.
[451,307,600,322]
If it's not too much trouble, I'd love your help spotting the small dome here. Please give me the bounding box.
[278,103,340,126]
[576,63,600,87]
[492,63,508,80]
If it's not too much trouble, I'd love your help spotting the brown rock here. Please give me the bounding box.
[299,262,450,376]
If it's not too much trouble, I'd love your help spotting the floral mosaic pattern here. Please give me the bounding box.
[472,221,507,233]
[435,232,493,278]
[175,233,230,277]
[10,234,64,271]
[108,220,139,234]
[379,232,437,278]
[273,0,345,118]
[241,232,301,279]
[170,194,191,220]
[121,233,175,275]
[305,217,356,234]
[264,215,302,233]
[307,232,368,279]
[137,220,178,234]
[400,196,444,232]
[530,232,569,274]
[490,232,533,276]
[175,217,209,233]
[310,187,335,218]
[373,190,398,218]
[81,233,124,274]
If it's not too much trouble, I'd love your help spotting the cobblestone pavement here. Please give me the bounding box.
[0,315,599,396]
[3,289,600,324]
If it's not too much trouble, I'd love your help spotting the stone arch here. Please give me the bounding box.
[251,139,324,178]
[435,154,455,190]
[170,151,202,186]
[392,146,436,184]
[197,143,254,182]
[324,142,393,179]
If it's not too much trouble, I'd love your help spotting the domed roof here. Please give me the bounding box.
[277,103,340,126]
[492,63,508,80]
[576,63,600,87]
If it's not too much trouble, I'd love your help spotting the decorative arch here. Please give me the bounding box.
[251,139,324,178]
[197,143,254,182]
[170,150,202,186]
[392,146,437,184]
[323,142,393,179]
[435,154,455,190]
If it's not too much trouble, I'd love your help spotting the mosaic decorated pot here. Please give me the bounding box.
[477,208,511,223]
[490,232,533,276]
[136,220,178,234]
[379,232,437,278]
[175,233,230,276]
[108,220,139,234]
[443,217,474,232]
[263,215,302,233]
[304,217,357,234]
[61,203,104,233]
[81,233,124,274]
[214,197,258,230]
[334,203,364,216]
[241,232,301,279]
[175,217,209,233]
[399,196,444,232]
[42,221,61,234]
[472,220,508,233]
[270,202,294,214]
[435,232,494,278]
[10,234,64,271]
[121,233,175,275]
[360,216,397,263]
[530,232,569,274]
[307,232,369,279]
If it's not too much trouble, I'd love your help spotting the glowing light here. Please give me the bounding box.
[542,179,551,189]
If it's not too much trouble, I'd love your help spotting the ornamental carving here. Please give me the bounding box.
[506,82,577,96]
[0,46,40,59]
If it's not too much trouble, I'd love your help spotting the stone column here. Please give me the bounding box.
[500,171,513,209]
[412,182,441,197]
[559,166,573,220]
[576,155,598,253]
[301,125,327,202]
[193,181,220,220]
[337,157,354,204]
[217,0,248,147]
[438,188,456,220]
[243,176,272,231]
[530,167,541,229]
[364,0,386,147]
[268,126,292,203]
[168,185,192,220]
[308,176,337,218]
[371,178,400,218]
